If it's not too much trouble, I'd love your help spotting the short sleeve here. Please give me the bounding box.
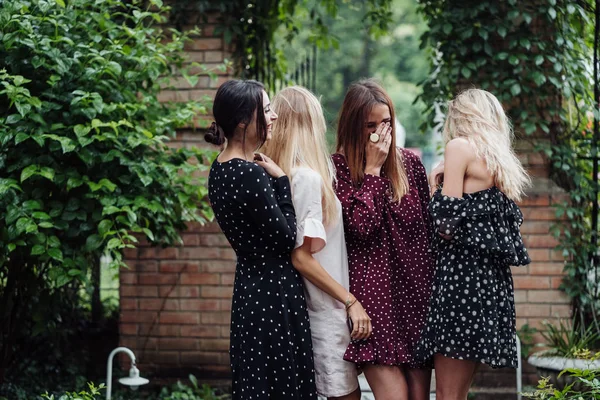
[291,168,327,253]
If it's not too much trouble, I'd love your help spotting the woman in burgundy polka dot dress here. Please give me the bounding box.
[332,79,434,400]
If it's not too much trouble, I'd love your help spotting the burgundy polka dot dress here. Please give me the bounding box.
[332,150,434,368]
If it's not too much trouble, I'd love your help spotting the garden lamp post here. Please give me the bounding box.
[106,347,149,400]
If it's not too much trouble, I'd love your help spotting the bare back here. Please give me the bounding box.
[442,138,494,198]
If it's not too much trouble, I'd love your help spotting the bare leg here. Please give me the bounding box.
[434,354,479,400]
[329,388,361,400]
[406,367,432,400]
[363,364,408,400]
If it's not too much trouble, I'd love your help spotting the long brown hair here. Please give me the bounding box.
[336,79,408,201]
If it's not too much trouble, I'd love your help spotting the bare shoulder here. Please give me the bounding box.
[445,138,476,161]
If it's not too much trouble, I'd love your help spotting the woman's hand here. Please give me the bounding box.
[254,153,285,178]
[429,160,444,196]
[365,122,393,177]
[347,297,372,340]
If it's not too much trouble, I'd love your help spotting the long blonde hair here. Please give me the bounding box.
[262,86,338,225]
[443,88,530,201]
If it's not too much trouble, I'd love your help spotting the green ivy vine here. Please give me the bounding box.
[417,0,598,327]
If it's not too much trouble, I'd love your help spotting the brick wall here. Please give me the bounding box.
[119,35,571,392]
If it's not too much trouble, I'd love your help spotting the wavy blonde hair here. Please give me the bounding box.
[443,88,530,201]
[262,86,338,225]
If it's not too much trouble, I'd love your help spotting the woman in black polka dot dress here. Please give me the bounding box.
[206,80,317,399]
[414,89,531,399]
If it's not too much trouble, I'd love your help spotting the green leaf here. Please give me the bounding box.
[497,26,507,38]
[56,0,65,7]
[510,83,521,96]
[548,8,557,19]
[443,24,452,35]
[48,248,63,262]
[86,234,103,251]
[38,222,54,228]
[31,245,45,255]
[142,228,155,241]
[74,124,91,137]
[535,55,544,66]
[21,165,38,182]
[32,211,51,220]
[8,243,17,252]
[15,133,29,144]
[39,167,55,181]
[508,56,519,66]
[106,238,121,250]
[461,67,472,79]
[98,219,113,236]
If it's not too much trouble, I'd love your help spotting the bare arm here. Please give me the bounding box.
[441,138,472,199]
[291,240,372,340]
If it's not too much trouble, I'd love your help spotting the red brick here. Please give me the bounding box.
[550,193,570,204]
[123,248,138,259]
[201,260,236,273]
[120,272,137,285]
[550,250,567,261]
[159,312,200,325]
[145,351,180,364]
[520,221,551,234]
[198,234,230,247]
[156,247,179,260]
[201,286,233,298]
[199,339,230,351]
[220,273,235,285]
[187,221,222,233]
[519,195,550,207]
[512,266,529,275]
[527,289,570,303]
[204,51,224,62]
[184,51,205,63]
[516,318,529,330]
[159,262,200,273]
[179,286,200,298]
[201,311,230,325]
[158,285,180,298]
[138,324,180,337]
[185,38,222,51]
[180,247,221,260]
[139,247,157,259]
[514,290,527,303]
[220,248,237,260]
[220,299,232,311]
[530,263,564,276]
[513,276,550,289]
[139,273,178,285]
[121,298,137,310]
[180,351,220,365]
[120,311,158,324]
[181,325,220,338]
[528,249,551,262]
[523,235,559,248]
[120,324,138,335]
[139,299,179,311]
[121,285,158,298]
[550,305,572,318]
[551,277,564,289]
[158,338,198,350]
[132,261,159,272]
[516,304,551,317]
[181,234,200,246]
[521,207,559,221]
[220,326,230,338]
[180,273,220,285]
[180,299,220,311]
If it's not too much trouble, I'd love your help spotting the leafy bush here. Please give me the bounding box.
[0,0,216,387]
[159,375,229,400]
[539,318,600,358]
[523,369,600,399]
[40,383,105,400]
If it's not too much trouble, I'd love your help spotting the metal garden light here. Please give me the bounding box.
[106,347,149,400]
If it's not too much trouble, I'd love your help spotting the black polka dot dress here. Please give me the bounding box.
[208,158,317,399]
[415,187,531,368]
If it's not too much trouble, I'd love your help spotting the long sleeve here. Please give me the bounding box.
[405,150,434,243]
[244,165,297,253]
[332,154,389,240]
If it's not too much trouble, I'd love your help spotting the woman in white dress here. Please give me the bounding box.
[261,86,371,400]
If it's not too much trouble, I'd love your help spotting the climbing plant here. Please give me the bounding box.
[170,0,394,89]
[417,0,598,328]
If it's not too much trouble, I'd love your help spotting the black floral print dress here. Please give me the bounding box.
[208,158,317,399]
[415,187,531,368]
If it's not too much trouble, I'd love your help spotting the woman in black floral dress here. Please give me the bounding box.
[415,89,531,399]
[206,80,317,399]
